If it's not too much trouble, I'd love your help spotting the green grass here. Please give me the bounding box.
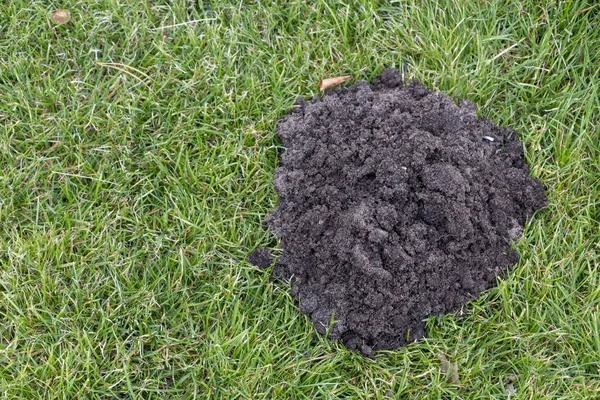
[0,0,599,398]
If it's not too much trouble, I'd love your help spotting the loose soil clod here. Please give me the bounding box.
[254,68,546,355]
[247,248,274,269]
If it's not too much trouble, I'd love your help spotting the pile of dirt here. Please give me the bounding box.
[250,68,546,356]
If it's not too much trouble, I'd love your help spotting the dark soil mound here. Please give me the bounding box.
[254,68,546,355]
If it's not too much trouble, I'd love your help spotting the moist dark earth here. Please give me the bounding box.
[250,68,546,356]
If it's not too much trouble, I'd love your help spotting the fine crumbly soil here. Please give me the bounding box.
[254,68,546,355]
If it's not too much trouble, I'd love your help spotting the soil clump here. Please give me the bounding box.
[251,68,546,355]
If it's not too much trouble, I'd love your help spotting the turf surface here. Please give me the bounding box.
[0,0,599,398]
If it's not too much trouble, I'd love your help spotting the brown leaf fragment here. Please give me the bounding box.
[51,9,71,25]
[319,75,350,91]
[448,361,459,383]
[438,354,460,383]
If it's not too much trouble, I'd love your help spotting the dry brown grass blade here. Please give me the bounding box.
[319,75,350,91]
[96,62,156,96]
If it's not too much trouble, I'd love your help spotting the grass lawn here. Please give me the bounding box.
[1,0,599,398]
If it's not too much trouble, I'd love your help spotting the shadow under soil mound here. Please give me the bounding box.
[249,68,546,356]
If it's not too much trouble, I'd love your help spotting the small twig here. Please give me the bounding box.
[578,5,597,14]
